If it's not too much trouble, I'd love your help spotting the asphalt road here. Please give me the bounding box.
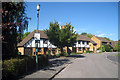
[55,52,118,78]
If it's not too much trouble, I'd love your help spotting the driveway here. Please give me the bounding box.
[55,52,118,78]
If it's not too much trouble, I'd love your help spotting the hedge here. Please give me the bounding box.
[86,51,94,53]
[2,55,48,80]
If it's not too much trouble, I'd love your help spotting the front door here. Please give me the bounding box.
[44,48,48,54]
[83,47,85,53]
[24,47,32,55]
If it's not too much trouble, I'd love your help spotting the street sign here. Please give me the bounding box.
[34,33,40,40]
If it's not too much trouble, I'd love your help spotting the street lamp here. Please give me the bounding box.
[37,4,40,32]
[35,4,40,70]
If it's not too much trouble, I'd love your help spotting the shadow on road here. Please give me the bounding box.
[43,58,72,71]
[66,54,85,58]
[43,54,85,71]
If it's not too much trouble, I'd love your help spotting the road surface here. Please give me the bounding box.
[55,52,118,78]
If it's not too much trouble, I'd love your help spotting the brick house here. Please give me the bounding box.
[91,36,112,49]
[73,35,97,53]
[17,30,60,55]
[17,30,97,55]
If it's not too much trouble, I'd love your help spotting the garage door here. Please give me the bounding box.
[24,47,32,55]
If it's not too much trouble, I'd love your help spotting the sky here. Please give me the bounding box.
[25,2,118,41]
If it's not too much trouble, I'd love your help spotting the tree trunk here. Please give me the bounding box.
[67,46,70,55]
[60,47,63,53]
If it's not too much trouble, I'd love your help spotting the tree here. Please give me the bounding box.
[2,2,30,59]
[97,45,105,52]
[104,37,111,41]
[81,32,87,35]
[104,44,113,52]
[113,42,120,52]
[87,34,93,38]
[98,44,113,52]
[17,32,30,43]
[81,32,93,38]
[45,21,78,54]
[22,32,30,40]
[61,23,78,54]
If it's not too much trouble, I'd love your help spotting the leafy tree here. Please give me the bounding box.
[45,21,78,54]
[87,34,93,38]
[113,42,120,52]
[98,44,113,52]
[104,37,111,41]
[81,32,87,35]
[104,44,112,52]
[2,2,30,59]
[81,32,93,38]
[17,32,30,43]
[22,32,30,40]
[97,45,105,52]
[61,23,78,54]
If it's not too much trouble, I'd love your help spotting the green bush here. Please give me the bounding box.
[55,53,61,57]
[59,52,69,56]
[104,44,112,52]
[97,45,105,52]
[2,55,48,79]
[86,51,94,53]
[70,53,83,55]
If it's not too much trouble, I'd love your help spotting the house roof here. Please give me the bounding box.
[95,36,111,42]
[17,30,48,47]
[77,35,97,44]
[17,30,97,47]
[77,35,91,41]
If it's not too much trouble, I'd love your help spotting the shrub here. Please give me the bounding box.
[86,51,94,53]
[2,55,48,80]
[70,52,83,55]
[104,44,112,52]
[97,45,105,52]
[60,52,69,56]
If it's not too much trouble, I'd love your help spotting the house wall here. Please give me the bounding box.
[76,41,90,48]
[76,47,83,53]
[91,36,101,49]
[90,43,97,53]
[18,47,24,55]
[24,38,57,48]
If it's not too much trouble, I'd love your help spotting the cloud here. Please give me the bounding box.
[74,28,88,34]
[97,34,106,37]
[97,33,115,37]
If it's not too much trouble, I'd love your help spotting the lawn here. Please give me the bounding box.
[115,54,120,56]
[70,53,83,55]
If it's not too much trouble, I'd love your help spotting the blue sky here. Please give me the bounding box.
[25,2,118,41]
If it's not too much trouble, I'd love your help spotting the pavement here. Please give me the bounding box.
[54,52,118,78]
[19,56,76,80]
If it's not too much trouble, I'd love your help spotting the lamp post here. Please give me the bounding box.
[35,4,40,70]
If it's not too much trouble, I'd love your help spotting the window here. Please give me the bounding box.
[78,47,81,51]
[87,41,89,45]
[82,41,84,44]
[109,42,111,44]
[43,39,48,44]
